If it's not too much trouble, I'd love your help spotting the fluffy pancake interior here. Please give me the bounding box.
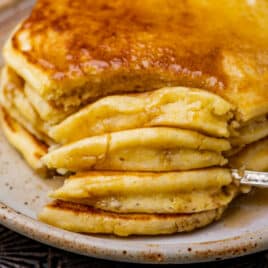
[49,87,233,144]
[229,137,268,171]
[42,128,230,172]
[230,115,268,147]
[24,83,72,124]
[38,200,225,236]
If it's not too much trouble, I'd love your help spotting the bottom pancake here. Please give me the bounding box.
[39,200,226,236]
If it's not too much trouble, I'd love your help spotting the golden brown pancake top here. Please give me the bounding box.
[8,0,268,120]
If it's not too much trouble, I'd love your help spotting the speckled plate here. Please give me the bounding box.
[1,1,268,264]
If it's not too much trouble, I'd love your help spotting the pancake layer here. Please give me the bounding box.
[43,127,230,172]
[39,200,226,236]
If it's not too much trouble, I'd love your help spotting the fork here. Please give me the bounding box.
[232,169,268,187]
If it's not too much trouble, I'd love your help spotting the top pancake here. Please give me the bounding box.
[4,0,268,121]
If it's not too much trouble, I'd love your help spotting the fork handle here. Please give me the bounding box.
[232,169,268,188]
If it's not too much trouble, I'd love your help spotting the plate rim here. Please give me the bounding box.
[0,201,267,264]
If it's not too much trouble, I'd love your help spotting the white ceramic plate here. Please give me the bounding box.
[1,1,268,264]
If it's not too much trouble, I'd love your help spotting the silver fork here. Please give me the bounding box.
[232,169,268,187]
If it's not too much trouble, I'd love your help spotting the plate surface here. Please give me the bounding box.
[1,1,268,264]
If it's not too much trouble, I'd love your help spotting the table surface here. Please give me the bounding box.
[0,224,267,267]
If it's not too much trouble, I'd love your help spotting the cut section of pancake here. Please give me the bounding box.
[39,200,225,236]
[230,116,268,147]
[50,87,233,144]
[24,83,72,125]
[0,108,48,174]
[229,137,268,171]
[43,128,230,172]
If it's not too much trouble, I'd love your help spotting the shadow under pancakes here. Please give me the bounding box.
[222,188,268,228]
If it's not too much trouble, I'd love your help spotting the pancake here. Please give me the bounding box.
[0,67,39,126]
[50,87,233,144]
[0,108,48,174]
[39,200,225,236]
[0,67,52,143]
[55,186,236,214]
[43,128,230,172]
[1,104,51,145]
[229,137,268,171]
[4,0,268,122]
[24,83,72,125]
[51,169,233,199]
[50,169,237,213]
[230,116,268,147]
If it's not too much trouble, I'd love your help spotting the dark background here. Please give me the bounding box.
[0,224,266,268]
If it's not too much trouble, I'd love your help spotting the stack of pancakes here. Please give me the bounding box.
[1,0,268,236]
